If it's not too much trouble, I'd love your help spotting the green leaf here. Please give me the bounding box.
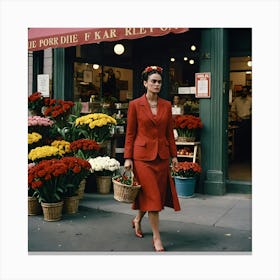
[57,187,64,193]
[54,193,61,201]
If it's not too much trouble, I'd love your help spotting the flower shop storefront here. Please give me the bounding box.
[28,28,252,196]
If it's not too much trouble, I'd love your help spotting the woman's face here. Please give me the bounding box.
[144,73,162,94]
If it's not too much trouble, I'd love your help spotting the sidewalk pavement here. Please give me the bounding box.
[28,192,252,253]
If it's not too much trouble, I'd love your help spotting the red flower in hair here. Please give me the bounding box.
[144,66,163,74]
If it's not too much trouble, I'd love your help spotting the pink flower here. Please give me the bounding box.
[28,116,54,127]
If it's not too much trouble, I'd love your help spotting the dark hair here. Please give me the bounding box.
[141,66,163,81]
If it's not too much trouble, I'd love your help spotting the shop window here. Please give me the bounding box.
[73,62,133,103]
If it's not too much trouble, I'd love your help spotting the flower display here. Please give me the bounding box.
[88,156,120,176]
[28,157,91,202]
[51,140,71,157]
[173,115,203,139]
[70,139,100,159]
[75,113,117,142]
[28,92,45,115]
[44,98,75,128]
[28,145,60,162]
[171,161,202,178]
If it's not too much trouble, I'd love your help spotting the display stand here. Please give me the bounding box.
[175,141,201,163]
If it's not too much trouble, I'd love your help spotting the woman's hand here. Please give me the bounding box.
[124,159,133,170]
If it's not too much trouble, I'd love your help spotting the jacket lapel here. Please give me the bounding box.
[139,94,157,125]
[156,97,165,122]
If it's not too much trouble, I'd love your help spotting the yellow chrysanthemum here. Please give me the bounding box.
[28,132,42,144]
[51,140,71,156]
[75,113,116,128]
[28,146,59,161]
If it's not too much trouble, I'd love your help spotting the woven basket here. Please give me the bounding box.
[41,201,64,222]
[112,171,141,203]
[63,195,80,214]
[96,175,112,194]
[76,179,86,199]
[28,196,42,216]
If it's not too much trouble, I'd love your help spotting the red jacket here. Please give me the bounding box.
[124,94,177,160]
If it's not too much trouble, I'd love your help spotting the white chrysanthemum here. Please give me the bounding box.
[88,156,120,173]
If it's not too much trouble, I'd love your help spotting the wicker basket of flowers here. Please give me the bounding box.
[112,170,141,203]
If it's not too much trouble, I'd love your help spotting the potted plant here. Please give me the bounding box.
[88,156,120,194]
[74,113,117,143]
[28,157,91,220]
[69,139,101,197]
[43,98,75,129]
[28,163,42,215]
[28,145,60,163]
[70,139,101,160]
[173,114,203,142]
[28,92,45,116]
[171,161,202,198]
[28,140,72,164]
[59,157,91,213]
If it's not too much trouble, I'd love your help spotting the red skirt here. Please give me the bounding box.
[132,156,180,212]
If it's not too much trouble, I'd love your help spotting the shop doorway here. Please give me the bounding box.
[228,57,252,183]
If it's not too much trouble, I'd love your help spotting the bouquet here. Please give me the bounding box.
[28,145,60,163]
[173,115,203,140]
[70,139,100,159]
[88,156,120,176]
[171,161,202,178]
[28,92,45,115]
[75,113,117,142]
[44,98,75,128]
[28,157,91,202]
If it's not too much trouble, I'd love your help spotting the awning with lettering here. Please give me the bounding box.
[28,27,189,51]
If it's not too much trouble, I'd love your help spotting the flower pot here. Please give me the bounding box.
[76,179,86,199]
[28,196,42,215]
[41,201,64,221]
[96,175,112,194]
[63,196,80,214]
[174,176,196,198]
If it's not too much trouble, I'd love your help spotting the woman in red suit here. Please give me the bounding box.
[124,66,180,252]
